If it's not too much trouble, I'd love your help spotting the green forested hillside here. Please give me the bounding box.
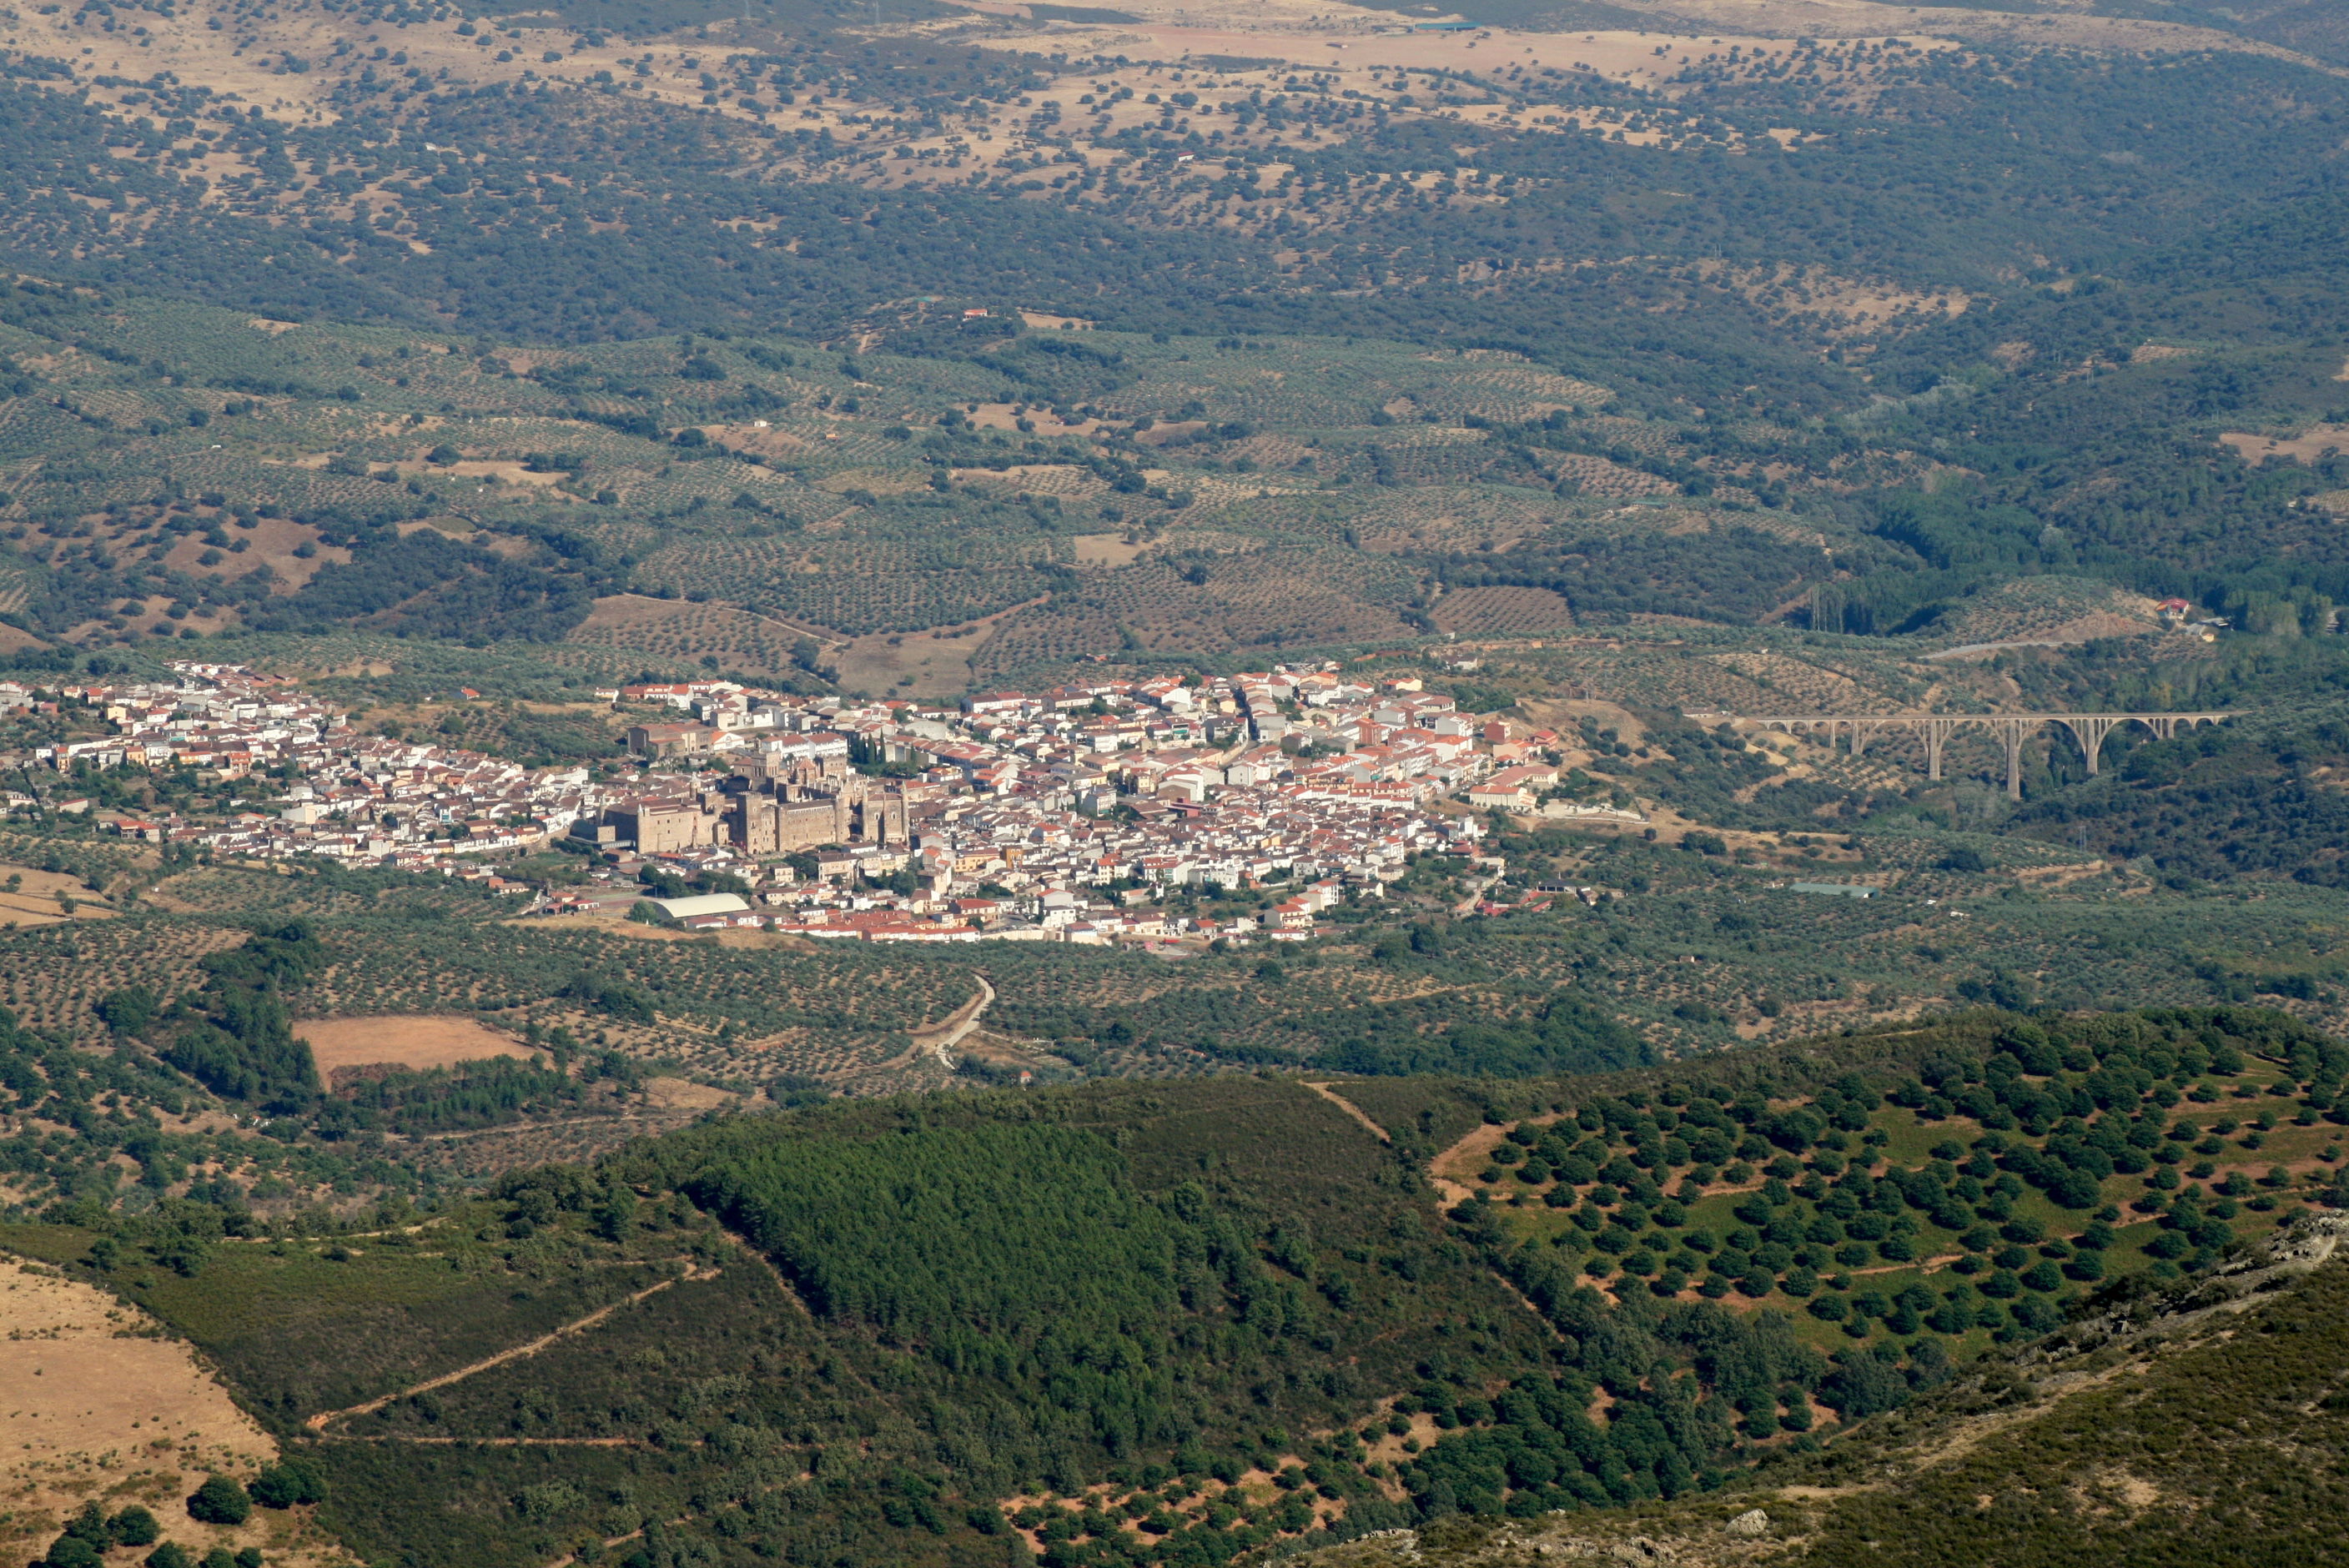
[7,1005,2341,1568]
[1288,1197,2349,1568]
[681,1119,1190,1340]
[2007,701,2349,887]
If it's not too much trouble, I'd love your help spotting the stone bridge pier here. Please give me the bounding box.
[1729,711,2237,800]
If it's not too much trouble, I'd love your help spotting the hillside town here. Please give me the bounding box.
[14,660,1643,944]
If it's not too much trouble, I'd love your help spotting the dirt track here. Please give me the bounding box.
[304,1261,708,1433]
[1300,1082,1391,1143]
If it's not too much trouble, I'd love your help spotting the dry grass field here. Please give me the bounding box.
[966,0,1773,97]
[640,1076,740,1113]
[1071,534,1154,568]
[294,1015,539,1088]
[0,1257,354,1568]
[0,866,120,931]
[830,596,1046,698]
[2221,424,2349,465]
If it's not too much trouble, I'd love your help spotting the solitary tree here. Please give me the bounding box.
[111,1505,163,1546]
[249,1460,327,1509]
[187,1475,252,1526]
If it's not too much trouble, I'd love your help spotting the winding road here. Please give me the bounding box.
[908,974,995,1069]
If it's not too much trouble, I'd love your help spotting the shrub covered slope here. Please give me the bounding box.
[3,1006,2342,1567]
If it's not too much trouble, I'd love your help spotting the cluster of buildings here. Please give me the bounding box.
[23,660,1600,945]
[33,664,597,868]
